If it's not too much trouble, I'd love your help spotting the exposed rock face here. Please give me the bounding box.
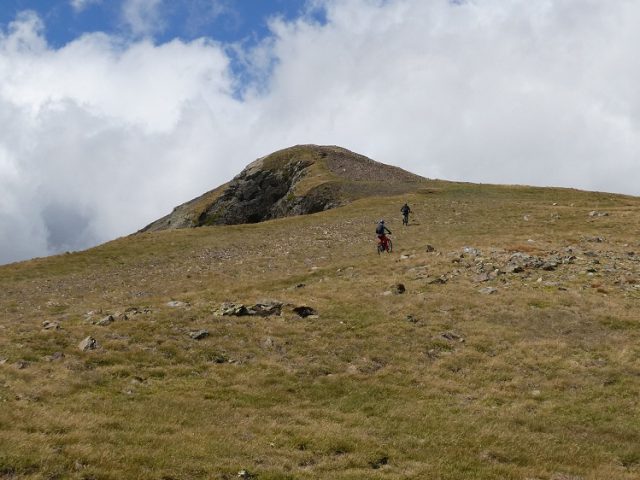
[197,157,321,225]
[141,145,424,232]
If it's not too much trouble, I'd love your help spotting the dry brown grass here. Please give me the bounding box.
[1,181,640,479]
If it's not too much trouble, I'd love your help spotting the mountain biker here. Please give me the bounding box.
[401,203,411,225]
[376,219,392,251]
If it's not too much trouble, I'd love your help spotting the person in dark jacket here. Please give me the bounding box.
[401,203,411,225]
[376,219,392,251]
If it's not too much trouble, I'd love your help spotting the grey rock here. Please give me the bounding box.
[588,211,609,217]
[216,302,251,316]
[428,276,448,285]
[463,247,481,257]
[167,301,189,308]
[252,301,283,317]
[479,287,498,295]
[46,352,65,362]
[96,315,114,326]
[79,336,98,351]
[441,331,465,343]
[475,272,493,282]
[42,320,60,330]
[217,301,283,317]
[189,330,209,340]
[425,245,436,252]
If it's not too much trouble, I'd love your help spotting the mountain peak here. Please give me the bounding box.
[141,144,423,232]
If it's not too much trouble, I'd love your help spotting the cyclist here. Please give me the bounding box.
[401,202,411,226]
[376,219,392,251]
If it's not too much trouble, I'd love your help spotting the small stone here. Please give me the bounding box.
[392,283,406,294]
[238,470,254,479]
[541,262,557,271]
[475,272,492,282]
[441,331,465,342]
[400,254,410,260]
[216,302,250,316]
[425,245,436,252]
[189,330,209,340]
[479,287,497,295]
[293,306,317,318]
[428,276,448,285]
[96,315,114,326]
[14,360,29,369]
[42,320,60,330]
[46,352,65,362]
[78,336,98,351]
[166,301,189,308]
[531,389,541,397]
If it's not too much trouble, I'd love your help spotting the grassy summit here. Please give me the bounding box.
[1,158,639,479]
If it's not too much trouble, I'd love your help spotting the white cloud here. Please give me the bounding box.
[70,0,102,12]
[1,0,640,264]
[121,0,166,37]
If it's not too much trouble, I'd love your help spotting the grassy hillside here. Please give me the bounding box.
[1,180,639,479]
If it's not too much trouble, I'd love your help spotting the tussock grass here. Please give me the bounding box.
[1,181,640,478]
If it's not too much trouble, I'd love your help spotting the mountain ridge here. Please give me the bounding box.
[141,144,424,232]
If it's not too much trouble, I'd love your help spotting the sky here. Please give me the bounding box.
[0,0,639,265]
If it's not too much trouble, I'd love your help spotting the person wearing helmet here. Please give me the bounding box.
[376,219,392,251]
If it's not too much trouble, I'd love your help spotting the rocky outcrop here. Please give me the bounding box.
[141,145,424,232]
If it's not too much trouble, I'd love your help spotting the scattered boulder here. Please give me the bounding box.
[479,287,497,295]
[441,331,465,343]
[46,352,65,362]
[189,330,209,340]
[474,272,494,283]
[96,315,114,326]
[293,306,317,318]
[392,283,406,294]
[589,211,609,217]
[216,302,251,316]
[252,301,283,317]
[167,300,190,308]
[216,301,283,317]
[78,336,98,351]
[428,276,448,285]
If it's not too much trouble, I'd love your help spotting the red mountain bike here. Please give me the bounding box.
[377,235,393,254]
